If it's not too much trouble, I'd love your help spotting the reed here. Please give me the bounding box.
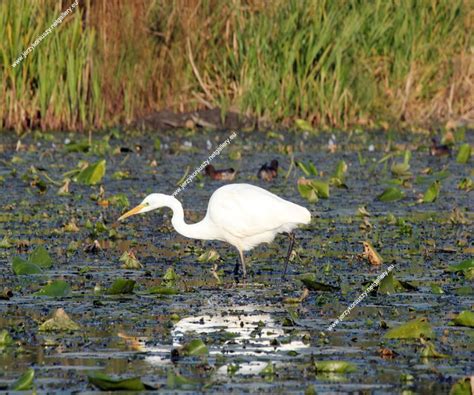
[0,0,472,132]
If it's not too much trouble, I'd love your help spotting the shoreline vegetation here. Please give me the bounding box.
[1,0,472,133]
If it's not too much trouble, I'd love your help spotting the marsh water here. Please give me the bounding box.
[0,129,472,393]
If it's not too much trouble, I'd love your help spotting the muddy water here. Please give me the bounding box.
[0,129,472,393]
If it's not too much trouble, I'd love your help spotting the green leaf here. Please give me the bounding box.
[420,340,449,358]
[163,267,179,282]
[450,311,474,328]
[259,362,275,376]
[88,372,146,391]
[377,187,404,202]
[76,159,106,185]
[299,274,339,292]
[11,368,34,391]
[314,361,356,373]
[12,257,43,275]
[107,278,136,295]
[391,162,411,176]
[0,329,13,346]
[147,286,178,295]
[34,280,71,297]
[297,182,318,203]
[449,377,472,395]
[423,180,440,203]
[312,180,330,198]
[294,119,313,132]
[119,251,142,269]
[178,339,209,356]
[197,249,220,263]
[378,272,405,294]
[446,259,474,273]
[456,144,471,164]
[39,308,80,332]
[384,317,434,339]
[167,371,199,389]
[29,245,52,268]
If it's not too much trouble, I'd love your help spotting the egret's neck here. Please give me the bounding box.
[162,195,218,241]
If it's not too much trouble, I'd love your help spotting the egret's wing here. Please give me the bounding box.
[207,184,307,238]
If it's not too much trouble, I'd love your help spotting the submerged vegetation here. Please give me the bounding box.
[1,0,472,131]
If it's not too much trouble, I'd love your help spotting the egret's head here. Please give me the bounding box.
[118,193,170,221]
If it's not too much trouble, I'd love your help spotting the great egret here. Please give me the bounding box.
[118,183,311,277]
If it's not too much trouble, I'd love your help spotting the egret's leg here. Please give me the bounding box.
[239,250,247,278]
[283,232,295,277]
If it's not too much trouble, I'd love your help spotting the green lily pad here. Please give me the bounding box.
[107,278,136,295]
[29,245,52,268]
[12,257,42,275]
[0,329,13,346]
[449,377,472,395]
[314,361,356,373]
[119,251,142,269]
[198,249,220,263]
[420,340,449,358]
[294,119,313,132]
[10,368,34,390]
[34,280,71,297]
[163,267,179,282]
[423,180,440,203]
[39,308,80,332]
[446,259,474,273]
[384,317,434,339]
[147,286,178,295]
[76,159,106,185]
[299,274,339,292]
[450,311,474,328]
[167,371,199,389]
[178,339,209,356]
[456,143,471,164]
[377,187,404,202]
[88,372,147,391]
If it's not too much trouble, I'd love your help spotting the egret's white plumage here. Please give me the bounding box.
[119,183,311,277]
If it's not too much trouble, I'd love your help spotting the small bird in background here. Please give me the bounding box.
[118,183,311,278]
[430,138,451,157]
[205,164,236,181]
[258,159,278,181]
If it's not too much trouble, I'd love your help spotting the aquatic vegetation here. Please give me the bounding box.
[38,308,80,332]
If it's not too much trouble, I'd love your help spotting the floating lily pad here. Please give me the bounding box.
[377,187,404,202]
[423,180,440,203]
[12,257,42,275]
[0,329,13,346]
[29,245,53,268]
[88,372,148,391]
[456,143,471,164]
[34,280,71,297]
[119,251,142,269]
[76,159,106,185]
[177,339,209,357]
[107,278,136,295]
[420,340,449,358]
[147,286,178,295]
[299,273,339,292]
[198,249,220,263]
[167,371,199,389]
[384,317,434,339]
[450,311,474,328]
[10,368,34,391]
[449,377,472,395]
[314,361,356,373]
[39,308,80,332]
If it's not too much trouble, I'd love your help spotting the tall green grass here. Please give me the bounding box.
[0,0,472,131]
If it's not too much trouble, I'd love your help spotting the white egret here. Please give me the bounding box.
[118,183,311,277]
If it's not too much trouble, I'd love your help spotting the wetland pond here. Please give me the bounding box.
[0,129,472,394]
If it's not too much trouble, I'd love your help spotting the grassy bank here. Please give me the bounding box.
[0,0,472,132]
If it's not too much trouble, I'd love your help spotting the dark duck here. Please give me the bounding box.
[430,138,451,157]
[205,165,236,181]
[258,159,278,181]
